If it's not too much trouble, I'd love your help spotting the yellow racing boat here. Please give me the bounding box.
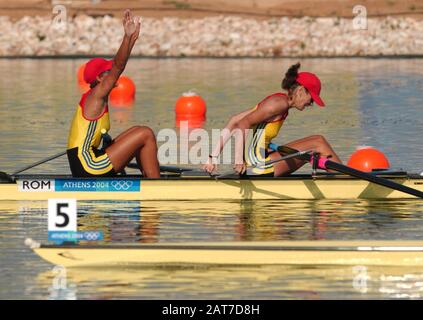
[27,239,423,267]
[0,171,422,200]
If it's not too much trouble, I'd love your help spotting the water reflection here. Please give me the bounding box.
[2,199,423,250]
[2,199,422,244]
[1,57,423,299]
[1,198,423,299]
[36,264,423,300]
[1,58,422,174]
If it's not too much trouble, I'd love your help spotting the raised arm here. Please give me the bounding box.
[84,10,141,118]
[95,10,140,98]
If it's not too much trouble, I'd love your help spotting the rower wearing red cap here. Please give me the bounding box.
[203,63,342,176]
[67,10,160,178]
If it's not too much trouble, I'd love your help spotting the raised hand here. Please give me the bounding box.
[123,9,141,39]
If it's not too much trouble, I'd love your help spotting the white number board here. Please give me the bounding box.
[48,199,77,232]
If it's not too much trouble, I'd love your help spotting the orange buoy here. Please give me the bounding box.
[77,64,85,84]
[77,63,90,91]
[110,76,136,104]
[347,146,390,172]
[175,91,206,117]
[175,114,205,129]
[110,95,135,108]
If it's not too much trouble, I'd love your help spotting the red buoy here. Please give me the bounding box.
[110,76,136,105]
[175,91,206,117]
[347,146,390,172]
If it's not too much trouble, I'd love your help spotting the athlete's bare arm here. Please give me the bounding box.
[233,95,289,130]
[84,10,141,119]
[231,95,289,172]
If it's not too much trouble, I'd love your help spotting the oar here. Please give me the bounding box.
[215,149,312,179]
[127,162,194,174]
[1,130,113,180]
[269,143,423,199]
[0,151,67,182]
[1,153,192,181]
[100,130,193,175]
[11,151,67,175]
[0,151,67,181]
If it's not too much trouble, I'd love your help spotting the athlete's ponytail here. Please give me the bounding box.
[281,63,301,91]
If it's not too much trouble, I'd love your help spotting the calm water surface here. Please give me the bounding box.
[0,58,422,299]
[1,199,423,299]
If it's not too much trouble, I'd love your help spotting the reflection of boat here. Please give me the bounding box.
[1,172,422,200]
[0,201,21,213]
[31,240,423,267]
[0,200,47,215]
[36,264,423,299]
[4,199,419,244]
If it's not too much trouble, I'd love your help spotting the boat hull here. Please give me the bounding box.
[1,174,422,200]
[33,241,423,267]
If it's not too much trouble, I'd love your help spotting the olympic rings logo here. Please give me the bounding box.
[111,180,134,191]
[83,232,101,241]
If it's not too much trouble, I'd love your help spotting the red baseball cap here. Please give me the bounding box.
[296,72,325,107]
[83,58,113,84]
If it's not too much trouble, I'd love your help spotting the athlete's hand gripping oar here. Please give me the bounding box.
[269,143,423,199]
[214,149,312,179]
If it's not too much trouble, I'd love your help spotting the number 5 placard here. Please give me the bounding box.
[48,199,77,232]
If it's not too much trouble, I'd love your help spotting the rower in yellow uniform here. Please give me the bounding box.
[67,10,160,178]
[67,88,115,176]
[203,63,342,176]
[245,92,289,176]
